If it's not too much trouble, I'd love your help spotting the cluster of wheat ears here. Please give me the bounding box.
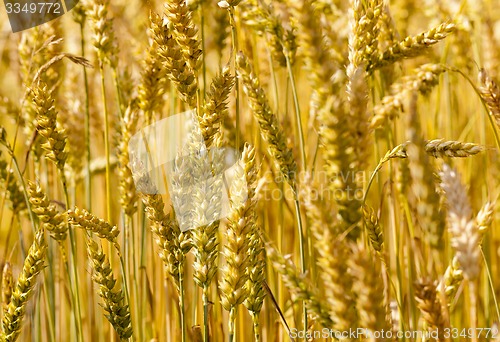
[0,0,499,341]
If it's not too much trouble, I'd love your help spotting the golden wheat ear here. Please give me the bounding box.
[86,238,133,341]
[236,51,297,186]
[266,243,334,329]
[1,262,13,316]
[2,230,46,342]
[415,278,448,341]
[28,181,67,243]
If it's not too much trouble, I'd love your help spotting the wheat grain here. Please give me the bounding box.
[201,67,234,149]
[87,0,118,67]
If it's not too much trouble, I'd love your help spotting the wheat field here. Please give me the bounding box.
[0,0,499,341]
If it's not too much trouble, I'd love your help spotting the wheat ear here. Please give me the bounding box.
[2,230,46,342]
[236,51,297,185]
[0,151,26,214]
[32,81,67,172]
[67,207,119,245]
[349,242,392,334]
[28,181,67,243]
[1,263,13,317]
[86,238,133,341]
[219,144,257,337]
[415,278,448,341]
[267,244,334,328]
[368,22,456,71]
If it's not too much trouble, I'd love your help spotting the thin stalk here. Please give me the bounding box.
[116,246,131,317]
[228,307,236,342]
[60,171,84,342]
[480,248,500,321]
[203,285,210,342]
[228,8,240,151]
[42,278,56,342]
[470,281,478,342]
[251,312,261,342]
[99,62,113,222]
[139,208,147,341]
[179,272,187,342]
[127,214,140,341]
[3,149,36,234]
[80,23,92,212]
[291,187,307,331]
[285,56,314,284]
[285,55,306,169]
[112,68,124,119]
[200,2,207,98]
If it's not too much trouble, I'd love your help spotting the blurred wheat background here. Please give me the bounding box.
[0,0,499,341]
